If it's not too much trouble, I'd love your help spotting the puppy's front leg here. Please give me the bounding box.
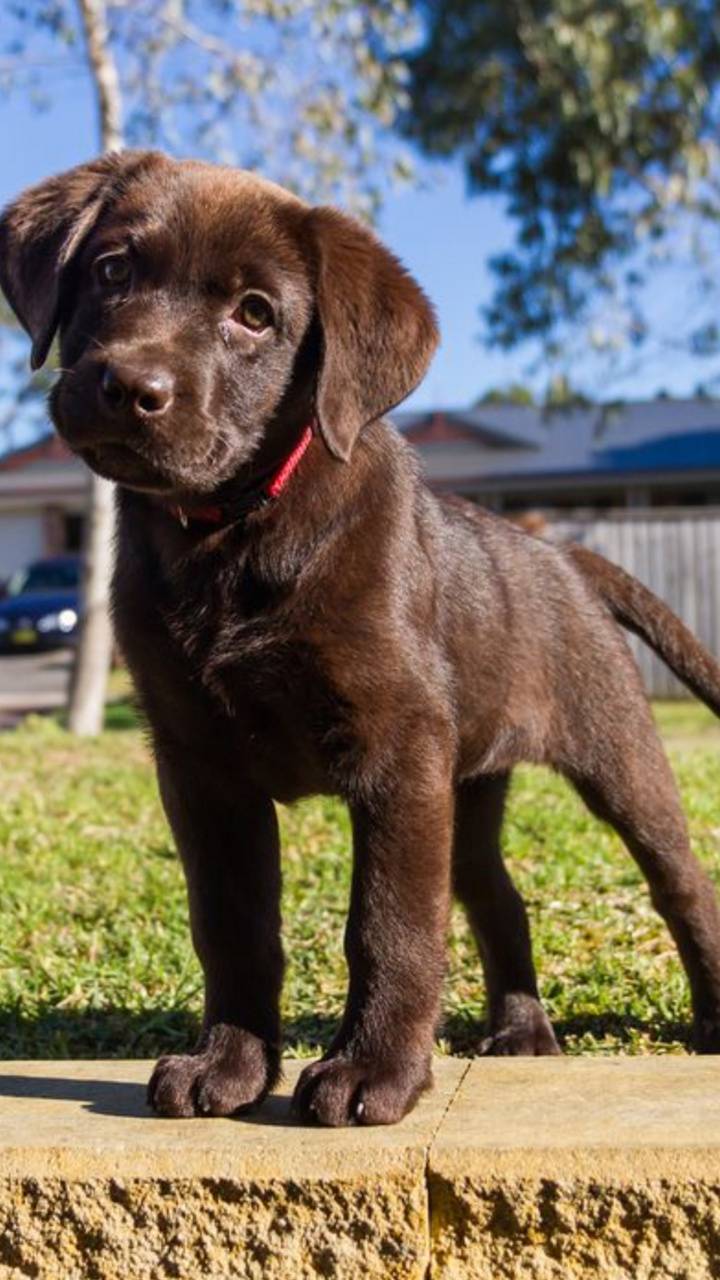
[148,752,283,1118]
[294,763,453,1126]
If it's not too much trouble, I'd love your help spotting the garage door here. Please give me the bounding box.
[0,512,45,579]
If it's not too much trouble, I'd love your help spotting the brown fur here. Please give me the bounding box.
[2,152,720,1128]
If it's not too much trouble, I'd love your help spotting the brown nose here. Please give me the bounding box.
[99,362,174,419]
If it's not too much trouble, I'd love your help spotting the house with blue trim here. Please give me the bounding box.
[393,399,720,511]
[1,399,720,581]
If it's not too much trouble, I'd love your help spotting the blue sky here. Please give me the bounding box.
[0,59,715,412]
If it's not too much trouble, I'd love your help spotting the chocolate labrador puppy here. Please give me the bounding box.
[2,151,720,1127]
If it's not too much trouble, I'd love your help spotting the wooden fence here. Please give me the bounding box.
[552,508,720,699]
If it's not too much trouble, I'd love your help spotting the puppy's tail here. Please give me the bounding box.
[568,543,720,717]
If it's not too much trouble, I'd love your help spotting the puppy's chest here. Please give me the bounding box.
[165,564,357,797]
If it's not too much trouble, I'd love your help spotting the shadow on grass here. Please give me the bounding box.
[440,1010,691,1055]
[103,696,142,731]
[0,1007,199,1060]
[0,1005,692,1063]
[0,1008,342,1062]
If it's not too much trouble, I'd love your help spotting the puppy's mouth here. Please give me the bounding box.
[81,443,174,493]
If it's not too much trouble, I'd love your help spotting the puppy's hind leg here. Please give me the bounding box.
[453,774,560,1055]
[567,697,720,1053]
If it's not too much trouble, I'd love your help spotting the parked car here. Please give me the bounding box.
[0,555,81,652]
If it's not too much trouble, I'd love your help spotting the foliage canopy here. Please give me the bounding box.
[2,0,418,214]
[406,1,720,360]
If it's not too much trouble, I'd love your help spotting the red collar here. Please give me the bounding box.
[166,422,314,530]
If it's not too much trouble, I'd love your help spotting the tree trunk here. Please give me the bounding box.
[66,471,117,735]
[67,0,123,735]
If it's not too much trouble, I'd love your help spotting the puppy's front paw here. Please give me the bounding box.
[292,1053,432,1127]
[147,1023,279,1118]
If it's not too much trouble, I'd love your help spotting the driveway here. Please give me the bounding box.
[0,650,71,727]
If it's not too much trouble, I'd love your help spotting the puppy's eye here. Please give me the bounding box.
[234,293,274,332]
[96,255,131,288]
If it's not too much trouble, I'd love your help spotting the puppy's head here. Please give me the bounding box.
[0,151,438,498]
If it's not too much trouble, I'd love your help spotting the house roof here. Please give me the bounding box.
[3,399,720,495]
[0,431,87,507]
[0,432,77,472]
[391,400,720,487]
[399,409,540,449]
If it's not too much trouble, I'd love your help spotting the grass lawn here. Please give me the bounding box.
[0,696,718,1060]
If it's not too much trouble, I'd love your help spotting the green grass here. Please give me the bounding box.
[0,701,718,1059]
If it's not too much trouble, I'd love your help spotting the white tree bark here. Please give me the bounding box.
[78,0,123,151]
[66,471,117,735]
[67,0,123,735]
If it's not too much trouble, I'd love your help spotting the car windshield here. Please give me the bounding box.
[8,562,79,596]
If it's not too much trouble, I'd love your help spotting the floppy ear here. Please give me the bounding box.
[0,151,161,370]
[308,207,439,461]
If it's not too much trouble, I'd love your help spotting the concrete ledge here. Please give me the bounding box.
[0,1059,465,1279]
[1,1057,719,1279]
[429,1057,720,1279]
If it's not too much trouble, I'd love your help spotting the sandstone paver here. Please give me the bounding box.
[3,1055,720,1279]
[429,1056,720,1279]
[0,1056,467,1280]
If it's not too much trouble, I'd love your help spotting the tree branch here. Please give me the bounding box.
[77,0,124,151]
